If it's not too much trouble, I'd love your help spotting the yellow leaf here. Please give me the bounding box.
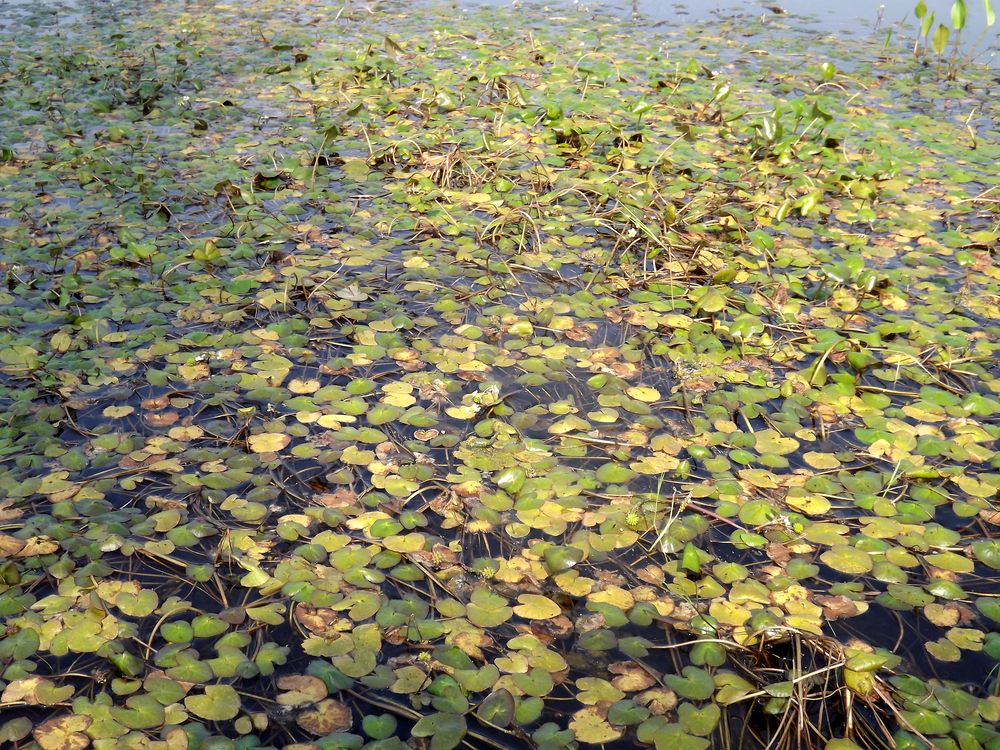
[101,405,134,418]
[248,433,291,453]
[784,491,831,516]
[754,429,799,455]
[802,451,841,470]
[625,386,660,403]
[177,362,210,382]
[513,594,561,620]
[383,392,416,408]
[587,585,634,611]
[569,707,622,744]
[34,715,92,750]
[288,378,321,394]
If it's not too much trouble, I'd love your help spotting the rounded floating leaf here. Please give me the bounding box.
[362,713,398,739]
[595,462,635,484]
[513,594,561,620]
[826,740,864,750]
[411,712,466,750]
[117,590,158,618]
[184,684,241,721]
[569,706,623,744]
[664,667,715,701]
[820,545,873,575]
[678,702,721,736]
[277,675,329,706]
[33,715,93,750]
[625,386,660,403]
[477,689,515,728]
[248,432,291,453]
[297,698,353,735]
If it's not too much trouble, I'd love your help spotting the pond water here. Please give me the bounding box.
[0,1,998,750]
[460,0,1000,59]
[3,0,998,46]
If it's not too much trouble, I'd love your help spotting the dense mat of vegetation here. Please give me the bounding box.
[0,1,998,749]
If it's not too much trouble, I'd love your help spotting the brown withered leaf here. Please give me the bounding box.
[766,542,792,565]
[296,699,352,736]
[313,489,358,508]
[636,687,678,715]
[294,604,348,636]
[0,499,23,522]
[814,594,860,620]
[0,534,26,558]
[609,662,658,692]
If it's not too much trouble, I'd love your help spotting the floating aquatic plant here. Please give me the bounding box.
[0,2,997,750]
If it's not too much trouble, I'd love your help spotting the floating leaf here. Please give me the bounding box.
[411,712,466,750]
[0,718,32,744]
[477,689,515,727]
[248,432,291,453]
[277,675,328,706]
[569,707,623,744]
[514,594,561,620]
[297,698,353,735]
[972,539,1000,569]
[33,715,92,750]
[595,463,635,484]
[826,740,863,750]
[117,590,158,618]
[467,588,512,627]
[626,386,660,403]
[820,545,873,575]
[184,685,241,721]
[677,703,720,736]
[664,667,715,701]
[362,714,398,739]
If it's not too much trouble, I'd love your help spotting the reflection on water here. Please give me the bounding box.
[2,0,997,60]
[460,0,999,57]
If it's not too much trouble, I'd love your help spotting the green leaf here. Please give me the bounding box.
[932,23,950,54]
[976,597,1000,623]
[144,676,186,705]
[543,545,584,574]
[0,717,32,744]
[184,684,241,721]
[411,712,466,750]
[477,689,515,727]
[826,740,863,750]
[607,699,650,726]
[951,0,966,29]
[900,707,951,735]
[369,518,403,538]
[569,706,623,744]
[680,543,702,575]
[160,621,193,644]
[820,545,873,575]
[665,667,715,700]
[495,467,526,493]
[921,10,936,36]
[595,462,635,484]
[677,703,720,736]
[118,590,158,618]
[110,694,166,730]
[972,540,1000,569]
[362,714,397,740]
[844,652,889,673]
